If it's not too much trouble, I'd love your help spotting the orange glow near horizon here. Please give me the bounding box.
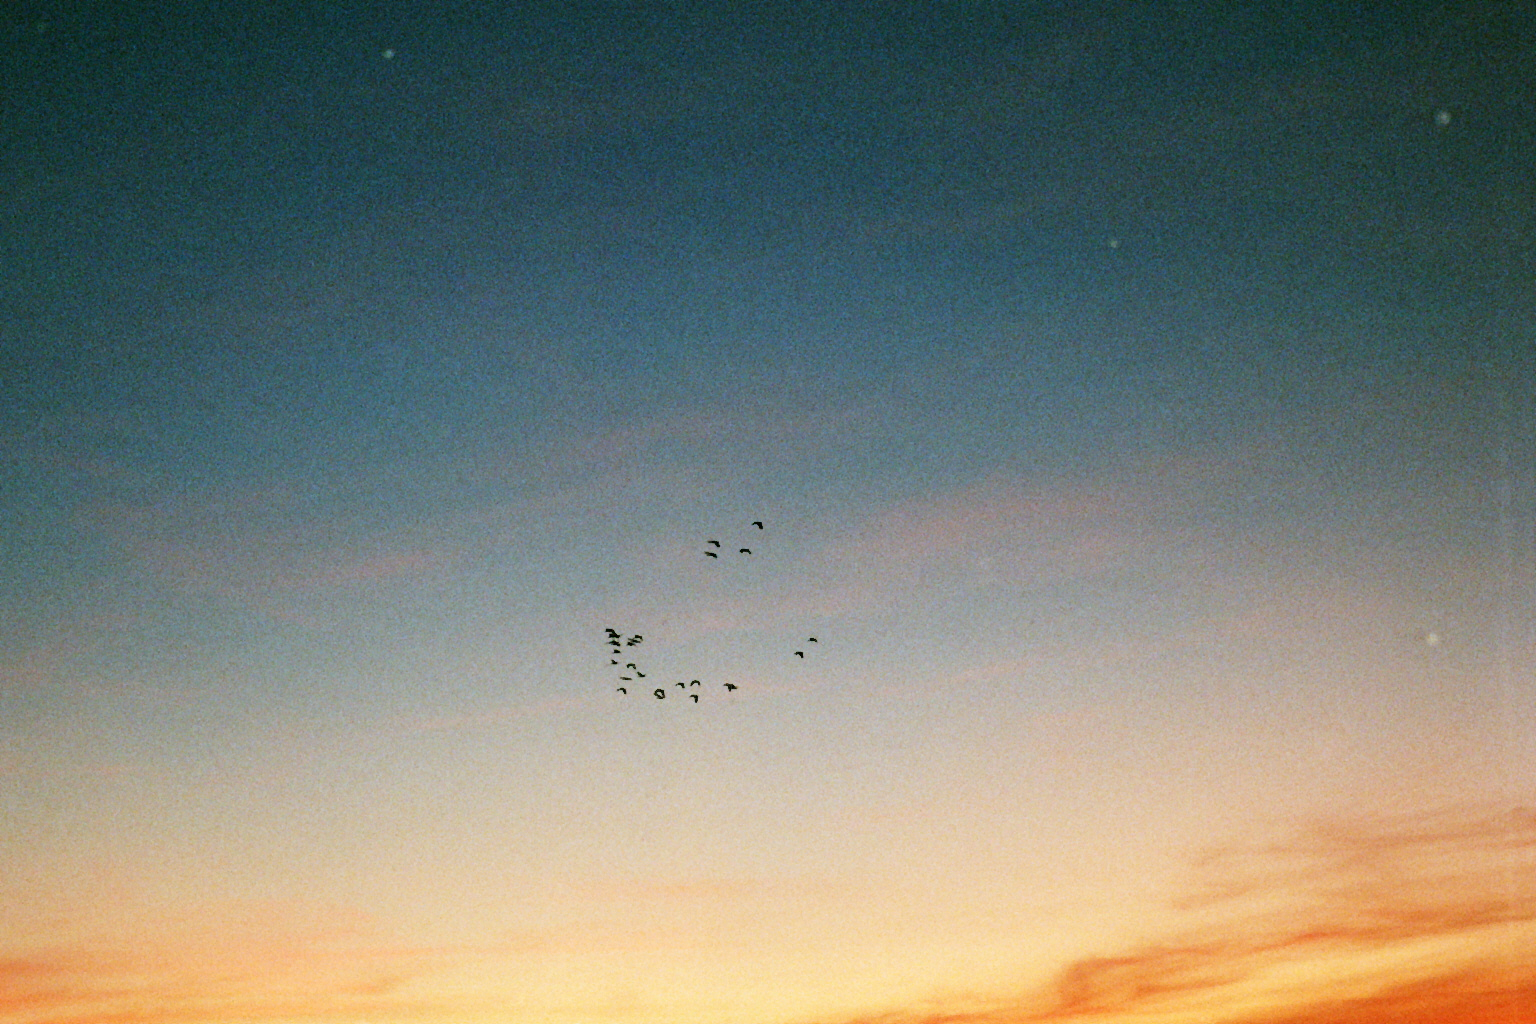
[4,804,1532,1024]
[5,6,1531,1022]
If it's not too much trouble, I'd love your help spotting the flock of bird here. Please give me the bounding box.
[702,520,763,559]
[601,519,819,704]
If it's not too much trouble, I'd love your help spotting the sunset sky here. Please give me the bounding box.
[3,2,1534,1023]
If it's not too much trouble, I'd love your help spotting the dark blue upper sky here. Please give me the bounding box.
[9,1,1530,343]
[4,6,1536,1022]
[3,0,1532,602]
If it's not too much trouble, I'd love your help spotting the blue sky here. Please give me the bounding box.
[3,2,1534,1022]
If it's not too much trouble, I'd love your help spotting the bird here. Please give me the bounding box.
[794,651,804,658]
[752,521,763,529]
[609,659,618,665]
[690,694,698,703]
[705,551,718,558]
[724,683,738,691]
[617,687,627,694]
[707,539,721,547]
[654,689,666,699]
[619,676,632,681]
[808,637,818,643]
[605,628,620,637]
[739,547,751,554]
[635,671,645,678]
[689,680,700,687]
[674,682,685,689]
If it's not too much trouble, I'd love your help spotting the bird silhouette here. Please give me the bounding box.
[635,671,645,678]
[724,683,738,691]
[626,662,637,668]
[689,680,700,687]
[739,547,752,554]
[619,676,632,681]
[808,637,818,643]
[707,539,721,547]
[674,682,685,689]
[705,551,718,558]
[617,687,627,694]
[654,689,666,699]
[794,651,804,658]
[690,694,699,702]
[609,659,618,665]
[752,521,763,529]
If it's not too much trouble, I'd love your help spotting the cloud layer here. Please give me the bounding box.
[800,803,1536,1024]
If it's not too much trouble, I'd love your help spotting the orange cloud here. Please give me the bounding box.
[0,905,453,1024]
[7,807,1531,1024]
[85,495,451,605]
[829,475,1148,574]
[266,549,443,590]
[797,803,1536,1024]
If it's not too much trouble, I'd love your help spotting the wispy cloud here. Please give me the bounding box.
[0,902,457,1024]
[827,475,1149,572]
[77,480,458,611]
[716,472,1170,632]
[793,803,1536,1024]
[575,874,862,905]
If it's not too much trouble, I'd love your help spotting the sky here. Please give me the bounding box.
[2,2,1534,1022]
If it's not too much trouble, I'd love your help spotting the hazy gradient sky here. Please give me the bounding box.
[3,2,1534,1023]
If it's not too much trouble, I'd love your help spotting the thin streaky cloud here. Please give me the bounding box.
[0,916,460,1024]
[792,803,1536,1024]
[576,400,884,461]
[574,875,865,905]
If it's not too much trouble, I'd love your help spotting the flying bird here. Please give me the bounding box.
[690,694,699,702]
[808,637,818,643]
[707,539,721,547]
[654,689,666,699]
[619,676,632,681]
[674,682,685,689]
[705,551,718,558]
[724,683,738,691]
[752,521,763,529]
[689,680,700,687]
[617,687,627,694]
[635,671,645,678]
[794,651,804,658]
[739,547,751,554]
